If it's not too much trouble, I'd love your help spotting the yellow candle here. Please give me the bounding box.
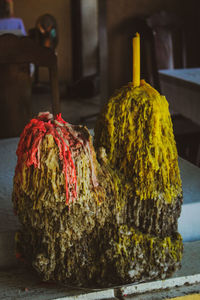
[132,32,140,87]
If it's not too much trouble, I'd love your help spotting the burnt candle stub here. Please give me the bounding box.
[13,81,183,287]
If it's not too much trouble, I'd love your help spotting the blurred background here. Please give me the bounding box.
[0,0,200,165]
[13,0,200,94]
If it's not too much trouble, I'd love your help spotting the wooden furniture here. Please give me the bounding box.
[159,68,200,166]
[0,34,60,138]
[109,16,158,91]
[159,68,200,125]
[28,14,59,85]
[145,11,187,92]
[147,11,187,71]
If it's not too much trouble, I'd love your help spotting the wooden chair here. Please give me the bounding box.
[28,13,59,86]
[0,34,60,138]
[146,11,187,71]
[109,16,160,92]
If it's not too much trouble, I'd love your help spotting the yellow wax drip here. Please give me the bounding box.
[95,81,182,204]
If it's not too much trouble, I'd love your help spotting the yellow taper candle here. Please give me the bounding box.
[132,32,140,87]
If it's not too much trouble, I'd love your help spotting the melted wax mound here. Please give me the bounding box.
[13,81,183,287]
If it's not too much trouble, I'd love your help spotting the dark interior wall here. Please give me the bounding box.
[180,0,200,68]
[106,0,200,95]
[14,0,72,83]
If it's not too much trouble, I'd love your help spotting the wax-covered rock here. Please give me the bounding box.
[13,81,183,287]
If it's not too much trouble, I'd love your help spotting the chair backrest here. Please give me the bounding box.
[115,17,160,91]
[146,11,187,70]
[0,34,60,138]
[130,12,187,92]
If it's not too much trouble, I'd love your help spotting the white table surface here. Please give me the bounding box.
[159,68,200,125]
[159,68,200,87]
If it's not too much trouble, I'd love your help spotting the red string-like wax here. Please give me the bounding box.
[15,113,78,205]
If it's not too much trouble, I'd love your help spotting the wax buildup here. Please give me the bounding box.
[13,80,183,286]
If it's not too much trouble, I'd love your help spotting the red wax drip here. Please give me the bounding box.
[15,113,77,205]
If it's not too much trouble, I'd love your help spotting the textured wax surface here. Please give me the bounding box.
[13,81,183,287]
[95,80,182,204]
